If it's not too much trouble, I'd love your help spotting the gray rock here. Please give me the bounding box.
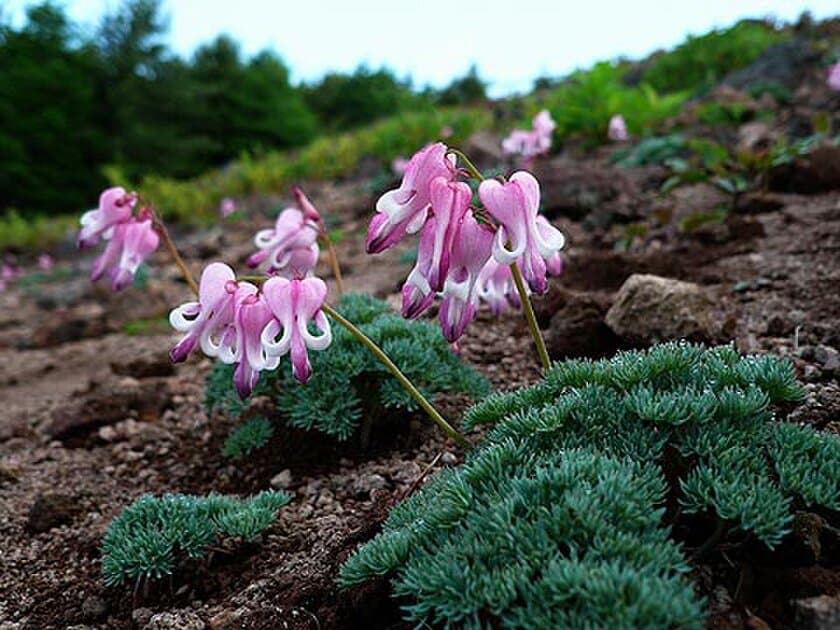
[794,595,840,630]
[143,610,206,630]
[270,469,293,489]
[605,274,735,346]
[80,595,108,622]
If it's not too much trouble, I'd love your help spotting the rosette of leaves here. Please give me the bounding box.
[341,343,838,627]
[206,293,490,452]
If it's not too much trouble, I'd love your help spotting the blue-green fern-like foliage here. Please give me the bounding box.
[206,293,490,449]
[341,443,702,628]
[463,342,831,547]
[102,491,291,586]
[341,343,837,628]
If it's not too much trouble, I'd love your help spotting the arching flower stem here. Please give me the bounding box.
[320,302,472,450]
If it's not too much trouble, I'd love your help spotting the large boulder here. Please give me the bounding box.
[605,274,735,346]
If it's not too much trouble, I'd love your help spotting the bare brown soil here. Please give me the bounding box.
[1,121,840,628]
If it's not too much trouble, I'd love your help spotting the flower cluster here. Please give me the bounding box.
[607,114,629,142]
[169,262,332,398]
[77,187,160,291]
[502,110,556,164]
[366,143,565,342]
[246,187,322,278]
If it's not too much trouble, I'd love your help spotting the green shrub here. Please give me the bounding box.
[532,63,686,145]
[101,491,291,586]
[0,210,77,250]
[643,21,786,94]
[206,293,490,447]
[341,343,836,626]
[340,443,702,628]
[136,108,491,224]
[611,133,688,167]
[222,416,274,460]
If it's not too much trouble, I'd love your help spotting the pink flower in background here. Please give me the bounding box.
[91,216,160,291]
[246,206,320,277]
[478,171,565,294]
[502,110,555,162]
[38,254,54,271]
[367,142,456,253]
[438,213,494,342]
[261,276,332,384]
[607,114,629,142]
[392,157,410,176]
[476,259,521,315]
[828,61,840,92]
[169,263,255,363]
[219,197,236,218]
[440,126,454,139]
[1,263,18,282]
[77,187,136,248]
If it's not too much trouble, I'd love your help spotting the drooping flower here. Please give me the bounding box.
[261,276,332,384]
[90,216,159,291]
[392,157,409,176]
[608,114,629,142]
[438,212,494,342]
[829,61,840,92]
[229,293,279,399]
[366,142,456,253]
[246,205,320,277]
[219,197,236,218]
[38,253,54,271]
[78,187,136,248]
[169,262,255,363]
[401,216,439,319]
[478,171,565,294]
[502,110,555,161]
[400,177,472,318]
[532,110,556,141]
[476,258,521,315]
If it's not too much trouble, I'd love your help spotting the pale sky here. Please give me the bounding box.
[5,1,839,96]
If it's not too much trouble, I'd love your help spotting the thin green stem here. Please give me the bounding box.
[321,303,472,450]
[153,218,199,296]
[510,261,551,371]
[318,231,345,296]
[446,148,485,182]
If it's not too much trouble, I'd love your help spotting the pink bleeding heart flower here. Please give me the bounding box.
[229,293,280,399]
[392,157,410,176]
[401,216,439,319]
[169,263,255,363]
[261,277,332,384]
[438,212,494,342]
[292,186,322,223]
[532,110,555,141]
[90,216,159,291]
[476,258,521,315]
[478,171,565,294]
[608,114,629,142]
[829,61,840,92]
[78,187,136,248]
[1,263,18,282]
[502,110,555,161]
[401,177,471,318]
[219,197,236,218]
[38,253,54,271]
[366,142,456,253]
[246,206,319,276]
